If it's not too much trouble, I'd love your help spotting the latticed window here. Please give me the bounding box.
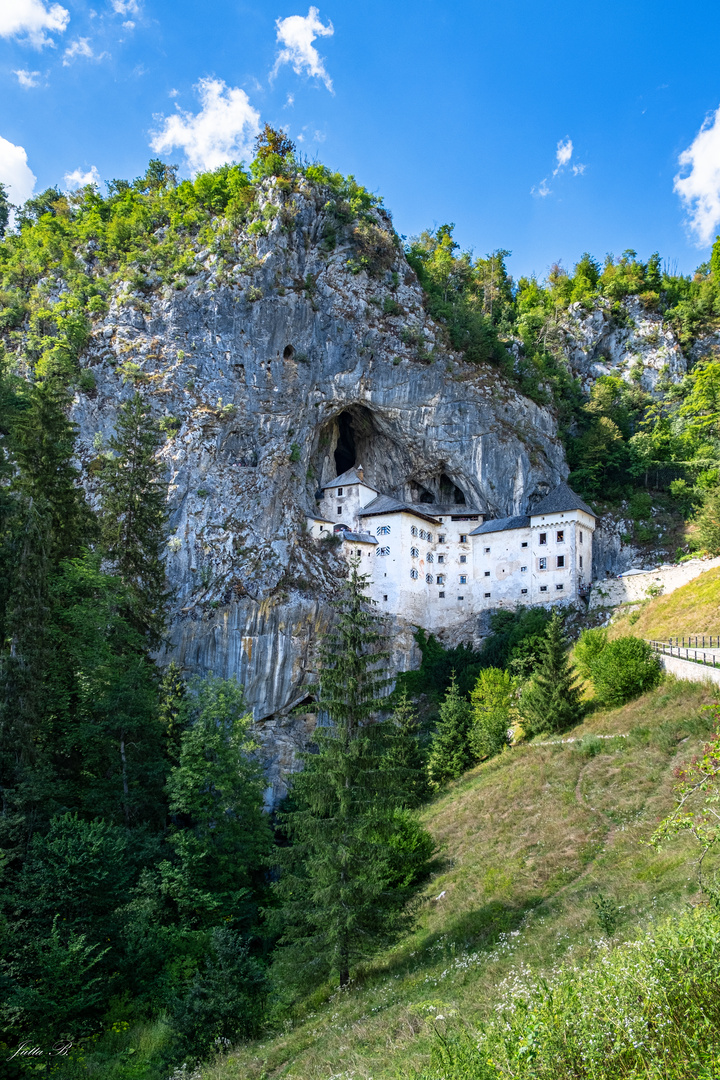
[410,568,419,579]
[419,529,427,541]
[410,546,419,558]
[411,526,418,537]
[426,552,434,563]
[377,546,390,556]
[426,573,433,584]
[426,532,433,543]
[376,524,391,535]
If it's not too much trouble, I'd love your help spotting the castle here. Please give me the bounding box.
[307,467,596,629]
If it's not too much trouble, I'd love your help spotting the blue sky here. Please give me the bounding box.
[2,0,720,281]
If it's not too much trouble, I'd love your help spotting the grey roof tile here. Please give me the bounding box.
[470,515,530,535]
[531,482,596,518]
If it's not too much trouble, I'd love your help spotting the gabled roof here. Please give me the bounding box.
[341,531,378,544]
[358,495,440,524]
[323,466,377,491]
[530,482,596,519]
[307,513,334,523]
[470,515,530,536]
[416,502,483,517]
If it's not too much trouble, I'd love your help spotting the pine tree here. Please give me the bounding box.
[99,392,169,647]
[426,673,475,787]
[521,610,585,736]
[380,690,429,807]
[271,561,427,990]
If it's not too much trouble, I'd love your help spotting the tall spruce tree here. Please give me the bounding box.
[521,610,585,736]
[426,673,475,787]
[270,561,428,990]
[380,690,429,807]
[99,392,169,647]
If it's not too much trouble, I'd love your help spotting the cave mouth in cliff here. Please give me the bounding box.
[334,411,358,475]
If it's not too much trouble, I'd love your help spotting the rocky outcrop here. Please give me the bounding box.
[561,297,687,394]
[66,177,567,798]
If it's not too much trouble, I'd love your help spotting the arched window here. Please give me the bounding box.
[426,532,433,543]
[410,526,418,537]
[419,529,427,541]
[410,568,419,579]
[426,552,434,562]
[410,546,419,558]
[425,573,433,584]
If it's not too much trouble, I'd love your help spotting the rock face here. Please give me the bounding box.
[561,297,687,394]
[68,177,568,802]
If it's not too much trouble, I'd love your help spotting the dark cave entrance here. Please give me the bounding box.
[334,411,357,475]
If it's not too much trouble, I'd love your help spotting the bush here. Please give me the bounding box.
[469,668,516,760]
[574,627,607,679]
[591,635,662,706]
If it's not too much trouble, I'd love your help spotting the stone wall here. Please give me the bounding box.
[589,556,720,610]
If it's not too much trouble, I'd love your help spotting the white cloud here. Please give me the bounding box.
[64,165,101,189]
[554,137,573,172]
[63,37,94,63]
[0,134,36,207]
[531,178,551,198]
[674,104,720,247]
[111,0,139,13]
[122,20,135,29]
[572,162,586,176]
[0,0,69,48]
[284,92,295,108]
[168,87,179,98]
[150,76,261,174]
[14,68,41,87]
[272,6,334,92]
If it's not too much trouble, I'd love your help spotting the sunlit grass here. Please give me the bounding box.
[609,565,720,641]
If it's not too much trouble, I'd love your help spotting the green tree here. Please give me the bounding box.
[574,627,608,680]
[0,181,10,239]
[696,486,720,555]
[271,562,426,990]
[380,690,429,807]
[469,667,516,760]
[521,611,584,736]
[99,392,170,647]
[590,636,661,707]
[427,673,475,786]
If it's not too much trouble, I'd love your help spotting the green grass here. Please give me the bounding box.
[202,677,719,1080]
[610,565,720,641]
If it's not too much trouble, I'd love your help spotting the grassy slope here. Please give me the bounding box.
[204,677,720,1080]
[609,564,720,640]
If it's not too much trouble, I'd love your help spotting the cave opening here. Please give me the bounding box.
[334,411,357,475]
[439,473,466,504]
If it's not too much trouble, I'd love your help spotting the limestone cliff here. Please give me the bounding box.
[64,176,571,799]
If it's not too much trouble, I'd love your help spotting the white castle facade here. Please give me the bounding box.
[307,466,596,629]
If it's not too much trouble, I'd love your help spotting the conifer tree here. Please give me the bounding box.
[271,561,427,990]
[380,690,429,807]
[426,673,475,787]
[99,392,169,647]
[521,610,585,736]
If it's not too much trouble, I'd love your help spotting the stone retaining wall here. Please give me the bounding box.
[589,556,720,610]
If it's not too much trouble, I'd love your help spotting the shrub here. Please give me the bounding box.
[591,635,662,706]
[574,627,607,679]
[469,667,516,760]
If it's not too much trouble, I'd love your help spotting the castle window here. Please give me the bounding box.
[522,541,528,548]
[556,583,564,591]
[411,526,418,537]
[521,566,527,572]
[579,555,583,568]
[458,596,464,600]
[377,546,390,556]
[437,574,445,585]
[439,591,445,598]
[437,554,444,563]
[556,530,564,543]
[427,552,434,562]
[484,570,490,577]
[427,532,434,543]
[438,534,446,543]
[337,488,343,496]
[556,555,565,568]
[383,594,388,601]
[337,507,342,515]
[484,592,491,598]
[355,549,361,556]
[459,575,467,584]
[410,546,419,558]
[539,533,547,544]
[460,533,467,543]
[460,555,467,563]
[377,524,390,535]
[539,557,547,569]
[426,573,433,584]
[419,529,427,540]
[540,585,548,592]
[521,588,528,594]
[484,546,490,553]
[580,530,583,543]
[410,568,419,579]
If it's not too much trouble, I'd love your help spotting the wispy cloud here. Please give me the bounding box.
[674,104,720,247]
[62,36,108,65]
[64,165,101,189]
[14,68,42,88]
[150,76,261,174]
[110,0,139,14]
[533,136,586,197]
[0,0,69,48]
[0,134,37,206]
[271,7,334,92]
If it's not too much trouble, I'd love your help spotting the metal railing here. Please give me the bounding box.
[647,638,720,669]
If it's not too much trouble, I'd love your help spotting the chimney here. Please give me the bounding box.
[356,464,364,482]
